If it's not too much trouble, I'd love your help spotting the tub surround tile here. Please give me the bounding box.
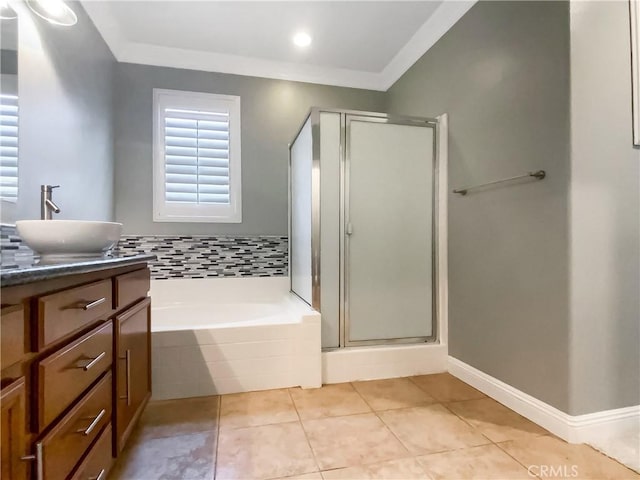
[110,430,217,480]
[446,397,548,443]
[188,354,296,381]
[190,340,295,363]
[302,413,410,470]
[320,457,430,480]
[352,377,437,411]
[410,373,486,403]
[498,435,640,480]
[151,306,321,400]
[289,383,371,420]
[378,404,491,455]
[216,421,318,480]
[219,388,299,429]
[416,444,531,480]
[115,235,288,279]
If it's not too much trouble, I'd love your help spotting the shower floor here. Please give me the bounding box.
[110,374,637,479]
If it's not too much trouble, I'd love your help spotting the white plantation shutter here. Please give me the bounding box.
[164,109,230,205]
[153,90,241,223]
[0,94,18,202]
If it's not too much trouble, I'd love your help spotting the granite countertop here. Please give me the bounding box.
[0,253,156,287]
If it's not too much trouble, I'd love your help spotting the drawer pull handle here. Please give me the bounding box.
[119,349,131,406]
[21,443,44,480]
[76,351,107,371]
[81,297,106,310]
[76,409,106,436]
[89,469,106,480]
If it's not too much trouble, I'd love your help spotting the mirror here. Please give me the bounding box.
[0,5,19,202]
[632,0,640,146]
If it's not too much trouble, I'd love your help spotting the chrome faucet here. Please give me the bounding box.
[41,185,61,220]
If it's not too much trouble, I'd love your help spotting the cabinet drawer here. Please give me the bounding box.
[1,305,27,370]
[69,423,113,480]
[37,280,113,350]
[115,268,150,310]
[37,322,112,430]
[38,373,112,480]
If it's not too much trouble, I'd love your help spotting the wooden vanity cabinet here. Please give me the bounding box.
[0,262,152,480]
[115,297,151,453]
[1,378,28,480]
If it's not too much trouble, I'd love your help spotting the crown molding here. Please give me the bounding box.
[120,42,387,90]
[380,0,476,90]
[82,0,476,92]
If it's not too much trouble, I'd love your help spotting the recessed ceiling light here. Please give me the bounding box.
[293,32,312,48]
[0,0,17,20]
[26,0,77,26]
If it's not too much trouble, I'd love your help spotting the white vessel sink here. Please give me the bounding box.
[16,220,123,259]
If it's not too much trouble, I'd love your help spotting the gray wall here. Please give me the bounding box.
[568,1,640,414]
[114,64,386,235]
[1,1,115,223]
[387,1,572,412]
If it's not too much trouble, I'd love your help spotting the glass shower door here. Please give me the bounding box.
[290,118,313,305]
[345,116,436,344]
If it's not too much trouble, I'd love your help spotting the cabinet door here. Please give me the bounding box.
[1,377,28,480]
[115,297,151,453]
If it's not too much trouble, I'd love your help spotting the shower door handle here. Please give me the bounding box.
[346,223,353,236]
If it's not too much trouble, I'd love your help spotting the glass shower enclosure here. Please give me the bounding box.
[289,108,441,349]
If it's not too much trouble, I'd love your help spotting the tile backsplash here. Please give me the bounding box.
[115,235,288,279]
[0,226,288,279]
[0,224,35,268]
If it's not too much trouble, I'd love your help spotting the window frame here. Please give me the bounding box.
[152,88,242,223]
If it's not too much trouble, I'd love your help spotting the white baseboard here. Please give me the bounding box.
[448,356,640,444]
[322,343,448,384]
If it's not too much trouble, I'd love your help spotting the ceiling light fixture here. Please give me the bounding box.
[26,0,77,26]
[293,32,312,48]
[0,1,17,20]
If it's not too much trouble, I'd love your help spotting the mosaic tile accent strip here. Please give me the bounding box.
[0,224,35,268]
[114,235,288,279]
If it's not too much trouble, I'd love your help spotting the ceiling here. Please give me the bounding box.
[82,1,475,91]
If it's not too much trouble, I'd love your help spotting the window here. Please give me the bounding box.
[153,89,241,223]
[0,94,18,202]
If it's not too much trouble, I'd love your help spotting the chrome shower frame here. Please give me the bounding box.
[289,108,441,349]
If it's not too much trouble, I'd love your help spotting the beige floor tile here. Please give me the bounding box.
[110,430,217,480]
[302,413,409,470]
[447,397,547,442]
[498,435,640,480]
[321,457,430,480]
[136,395,219,440]
[379,404,490,455]
[290,383,371,419]
[216,421,318,480]
[220,388,299,429]
[273,473,323,480]
[416,444,531,479]
[352,377,437,411]
[410,373,485,403]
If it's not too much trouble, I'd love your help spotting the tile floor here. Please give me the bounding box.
[110,374,639,480]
